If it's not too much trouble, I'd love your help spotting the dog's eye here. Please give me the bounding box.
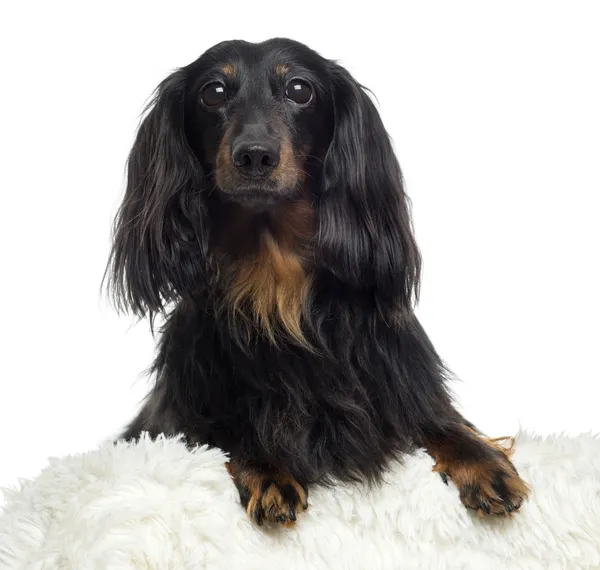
[201,82,227,107]
[285,79,313,105]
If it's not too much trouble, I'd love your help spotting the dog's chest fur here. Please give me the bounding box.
[157,284,422,485]
[214,198,316,347]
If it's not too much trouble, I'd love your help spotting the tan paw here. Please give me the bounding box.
[434,437,530,517]
[226,461,308,526]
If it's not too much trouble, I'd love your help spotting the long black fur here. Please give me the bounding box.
[108,39,473,486]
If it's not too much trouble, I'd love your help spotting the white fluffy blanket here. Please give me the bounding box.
[1,433,599,570]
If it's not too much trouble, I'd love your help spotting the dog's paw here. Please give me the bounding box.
[434,442,529,517]
[226,462,308,526]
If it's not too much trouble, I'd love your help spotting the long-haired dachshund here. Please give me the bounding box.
[108,38,529,526]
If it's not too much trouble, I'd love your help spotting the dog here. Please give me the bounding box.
[107,38,529,526]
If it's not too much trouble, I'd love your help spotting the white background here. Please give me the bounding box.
[1,1,599,491]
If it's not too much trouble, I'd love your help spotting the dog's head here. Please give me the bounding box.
[108,38,420,329]
[185,40,332,208]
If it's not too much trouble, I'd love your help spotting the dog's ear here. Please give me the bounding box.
[317,63,421,311]
[106,69,212,320]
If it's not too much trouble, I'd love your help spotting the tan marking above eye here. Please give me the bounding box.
[221,64,236,77]
[275,63,290,75]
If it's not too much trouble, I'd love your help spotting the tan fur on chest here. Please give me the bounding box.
[218,199,315,346]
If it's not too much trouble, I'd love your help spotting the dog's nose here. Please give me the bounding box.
[232,142,280,178]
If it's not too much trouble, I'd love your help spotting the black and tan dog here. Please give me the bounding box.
[108,38,529,526]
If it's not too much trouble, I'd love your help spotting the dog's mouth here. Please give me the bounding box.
[214,161,304,208]
[216,179,300,208]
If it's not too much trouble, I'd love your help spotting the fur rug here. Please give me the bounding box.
[1,433,599,569]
